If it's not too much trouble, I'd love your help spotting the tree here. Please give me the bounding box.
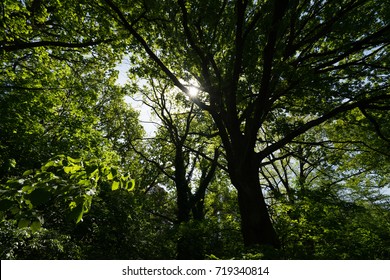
[100,0,389,248]
[2,0,389,252]
[258,116,390,258]
[128,77,221,259]
[1,0,139,238]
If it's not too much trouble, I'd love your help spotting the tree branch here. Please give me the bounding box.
[177,0,213,89]
[359,107,390,143]
[258,94,390,161]
[103,0,211,111]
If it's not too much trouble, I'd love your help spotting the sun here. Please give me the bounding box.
[188,86,199,98]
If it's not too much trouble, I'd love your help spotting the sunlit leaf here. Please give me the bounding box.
[67,156,81,164]
[111,181,120,191]
[107,172,114,180]
[64,165,82,174]
[125,179,135,191]
[22,169,33,176]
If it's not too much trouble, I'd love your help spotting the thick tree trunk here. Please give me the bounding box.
[237,184,279,248]
[175,178,197,259]
[231,158,280,249]
[175,148,204,259]
[176,197,204,259]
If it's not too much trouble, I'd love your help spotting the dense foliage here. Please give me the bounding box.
[1,0,389,259]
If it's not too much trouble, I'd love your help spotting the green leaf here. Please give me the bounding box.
[78,179,91,186]
[28,188,51,206]
[67,156,81,163]
[18,219,30,228]
[9,158,17,168]
[23,169,34,176]
[125,179,135,191]
[68,204,84,223]
[111,180,120,191]
[64,165,82,174]
[31,220,42,232]
[107,172,114,180]
[41,160,57,171]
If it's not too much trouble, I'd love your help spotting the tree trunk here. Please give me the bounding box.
[175,148,204,259]
[176,191,205,259]
[231,157,280,249]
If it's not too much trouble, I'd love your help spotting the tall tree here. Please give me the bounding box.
[3,0,389,250]
[129,77,221,258]
[101,0,389,248]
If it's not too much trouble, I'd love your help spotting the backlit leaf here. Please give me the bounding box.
[111,181,120,191]
[64,165,82,174]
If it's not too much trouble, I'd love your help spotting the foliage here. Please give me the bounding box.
[0,155,134,231]
[1,0,390,259]
[70,187,177,259]
[0,220,82,260]
[274,186,390,259]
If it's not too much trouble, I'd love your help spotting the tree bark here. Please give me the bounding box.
[175,147,205,259]
[230,154,280,249]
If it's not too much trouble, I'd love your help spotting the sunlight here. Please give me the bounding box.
[188,86,199,98]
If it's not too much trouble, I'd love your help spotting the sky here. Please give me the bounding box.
[115,59,158,137]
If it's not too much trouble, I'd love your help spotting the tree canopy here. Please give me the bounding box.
[1,0,389,259]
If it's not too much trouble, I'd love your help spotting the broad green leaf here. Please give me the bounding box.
[18,219,30,228]
[31,220,42,232]
[64,165,82,174]
[107,172,114,180]
[78,179,91,186]
[41,160,57,171]
[111,181,120,191]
